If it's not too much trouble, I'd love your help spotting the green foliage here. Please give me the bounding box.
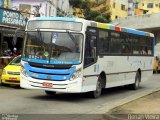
[69,0,111,23]
[86,11,101,20]
[102,13,111,23]
[69,0,83,8]
[95,16,106,23]
[103,13,111,20]
[100,6,107,13]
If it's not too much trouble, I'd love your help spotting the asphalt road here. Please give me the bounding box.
[0,74,160,116]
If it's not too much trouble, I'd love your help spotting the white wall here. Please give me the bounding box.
[112,13,160,30]
[12,0,56,18]
[57,0,69,14]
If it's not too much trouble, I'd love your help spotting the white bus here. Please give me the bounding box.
[20,17,154,98]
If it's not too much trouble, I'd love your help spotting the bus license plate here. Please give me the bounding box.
[42,82,53,88]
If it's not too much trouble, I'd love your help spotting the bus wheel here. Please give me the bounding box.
[89,76,102,98]
[45,91,56,95]
[130,72,141,90]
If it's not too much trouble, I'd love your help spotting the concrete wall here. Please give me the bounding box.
[112,13,160,44]
[112,13,160,30]
[138,0,160,14]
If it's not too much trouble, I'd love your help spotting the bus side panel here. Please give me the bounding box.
[82,64,98,92]
[97,56,135,88]
[82,56,153,90]
[130,56,153,82]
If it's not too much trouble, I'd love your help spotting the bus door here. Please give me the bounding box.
[83,27,98,90]
[84,27,98,67]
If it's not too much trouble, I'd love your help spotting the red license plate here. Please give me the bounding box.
[42,82,53,88]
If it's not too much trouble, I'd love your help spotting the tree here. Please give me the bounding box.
[69,0,83,8]
[69,0,111,23]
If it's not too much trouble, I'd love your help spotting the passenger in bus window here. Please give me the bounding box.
[121,45,129,54]
[30,48,35,55]
[18,49,22,55]
[142,47,148,55]
[12,48,18,57]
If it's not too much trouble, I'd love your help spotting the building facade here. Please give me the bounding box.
[0,0,28,57]
[137,0,160,14]
[0,0,57,58]
[0,0,13,9]
[110,0,128,20]
[56,0,70,16]
[90,0,128,21]
[0,7,27,56]
[12,0,56,18]
[128,0,136,16]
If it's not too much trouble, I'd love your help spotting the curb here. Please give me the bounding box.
[103,88,160,120]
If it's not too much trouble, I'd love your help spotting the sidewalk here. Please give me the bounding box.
[105,91,160,120]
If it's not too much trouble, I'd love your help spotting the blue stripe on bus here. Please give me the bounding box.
[126,29,146,36]
[22,58,80,65]
[33,17,76,22]
[24,63,76,81]
[28,71,70,81]
[25,64,75,75]
[110,25,115,30]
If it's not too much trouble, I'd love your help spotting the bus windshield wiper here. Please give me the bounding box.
[37,29,43,43]
[66,30,77,51]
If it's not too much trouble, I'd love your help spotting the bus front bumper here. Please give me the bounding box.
[20,76,82,93]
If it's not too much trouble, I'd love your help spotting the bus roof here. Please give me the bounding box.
[29,17,154,37]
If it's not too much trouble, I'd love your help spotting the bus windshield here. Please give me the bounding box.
[23,31,83,64]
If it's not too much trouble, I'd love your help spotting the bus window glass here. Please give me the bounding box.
[98,30,109,54]
[23,32,83,64]
[110,31,123,54]
[121,33,132,54]
[27,21,82,32]
[147,37,154,55]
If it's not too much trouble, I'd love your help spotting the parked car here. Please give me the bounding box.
[153,43,160,73]
[1,55,21,85]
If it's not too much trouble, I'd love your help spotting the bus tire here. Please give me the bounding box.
[130,72,141,90]
[45,91,56,95]
[89,76,103,98]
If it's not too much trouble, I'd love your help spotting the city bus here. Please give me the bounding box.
[20,17,154,98]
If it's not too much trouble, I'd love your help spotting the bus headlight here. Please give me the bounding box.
[71,68,82,80]
[21,65,28,77]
